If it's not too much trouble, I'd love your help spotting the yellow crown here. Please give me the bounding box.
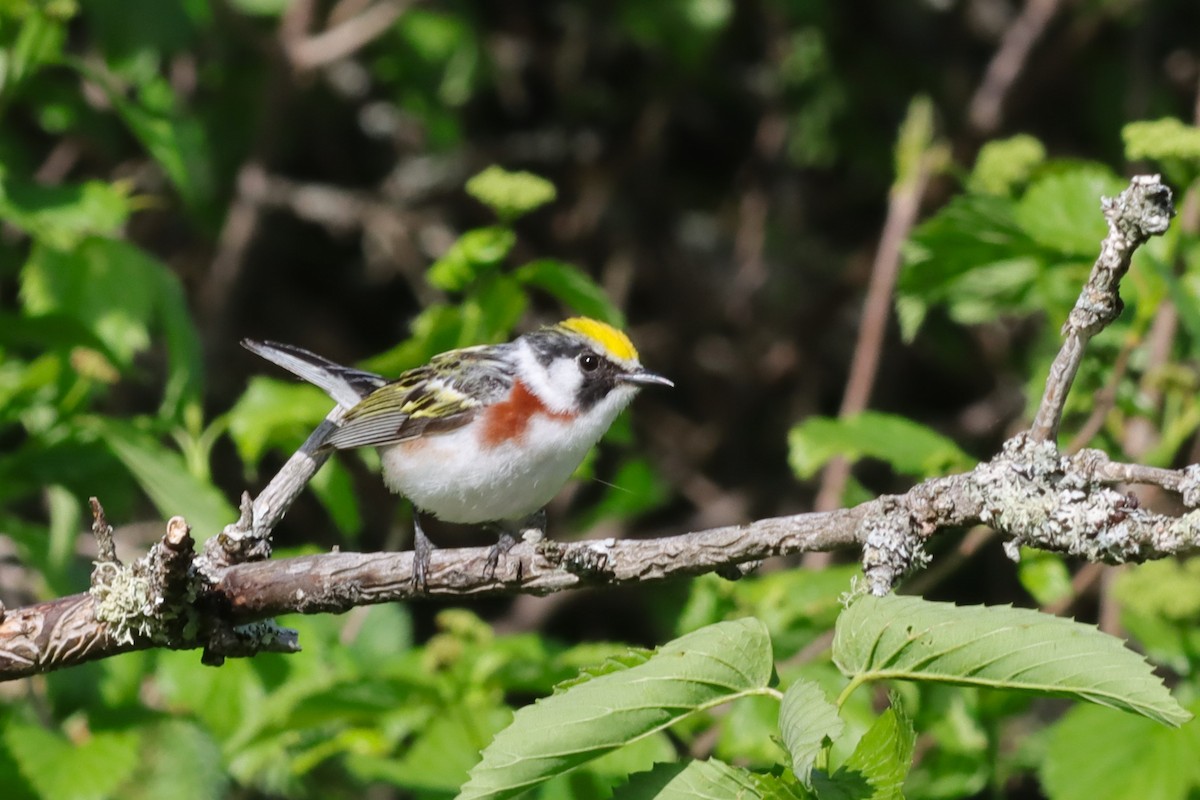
[559,317,638,362]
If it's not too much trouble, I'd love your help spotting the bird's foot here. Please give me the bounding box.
[484,532,517,581]
[485,511,545,580]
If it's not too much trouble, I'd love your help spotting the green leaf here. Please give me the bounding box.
[1123,118,1200,164]
[1112,558,1200,673]
[225,0,290,16]
[833,594,1191,727]
[1013,165,1125,257]
[967,134,1046,196]
[92,71,214,211]
[901,194,1037,298]
[154,652,266,742]
[427,226,517,291]
[459,274,528,343]
[542,732,677,798]
[308,460,362,540]
[351,706,513,793]
[1040,701,1200,800]
[466,166,557,222]
[812,704,914,800]
[0,178,132,249]
[19,237,201,409]
[616,758,806,799]
[515,259,625,326]
[90,417,236,540]
[22,238,155,364]
[787,411,974,479]
[118,721,229,800]
[678,565,860,657]
[1016,548,1073,606]
[4,721,141,800]
[458,618,775,799]
[226,377,334,464]
[0,7,69,100]
[780,679,843,786]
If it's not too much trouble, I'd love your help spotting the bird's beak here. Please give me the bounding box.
[621,368,674,388]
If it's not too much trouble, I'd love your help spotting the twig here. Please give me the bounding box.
[89,497,118,566]
[968,0,1063,136]
[196,405,344,572]
[1029,175,1174,442]
[287,0,408,71]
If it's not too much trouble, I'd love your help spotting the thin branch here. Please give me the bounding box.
[1029,175,1175,442]
[968,0,1063,136]
[287,0,408,71]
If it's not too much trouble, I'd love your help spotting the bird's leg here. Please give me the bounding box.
[484,510,546,580]
[412,511,434,593]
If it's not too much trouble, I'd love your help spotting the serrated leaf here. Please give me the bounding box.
[1039,701,1200,800]
[466,166,557,222]
[457,618,775,800]
[515,259,624,325]
[780,679,843,786]
[1013,165,1125,257]
[552,649,654,694]
[616,758,806,800]
[833,595,1190,727]
[900,193,1037,301]
[787,411,973,479]
[812,704,914,800]
[4,721,141,800]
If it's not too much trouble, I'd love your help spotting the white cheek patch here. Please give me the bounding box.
[517,340,580,413]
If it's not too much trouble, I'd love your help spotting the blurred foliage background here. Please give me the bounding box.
[3,0,1200,798]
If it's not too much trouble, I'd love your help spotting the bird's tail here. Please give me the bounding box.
[241,339,387,408]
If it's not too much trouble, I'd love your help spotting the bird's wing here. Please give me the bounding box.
[326,345,515,449]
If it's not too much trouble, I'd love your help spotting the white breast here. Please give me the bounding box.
[377,401,625,523]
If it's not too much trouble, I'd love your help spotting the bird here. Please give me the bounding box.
[242,317,672,589]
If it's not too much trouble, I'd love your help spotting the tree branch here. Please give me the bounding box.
[0,176,1182,681]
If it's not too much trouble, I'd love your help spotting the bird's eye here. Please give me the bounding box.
[579,353,600,372]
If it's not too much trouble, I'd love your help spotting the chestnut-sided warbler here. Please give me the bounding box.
[243,317,671,587]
